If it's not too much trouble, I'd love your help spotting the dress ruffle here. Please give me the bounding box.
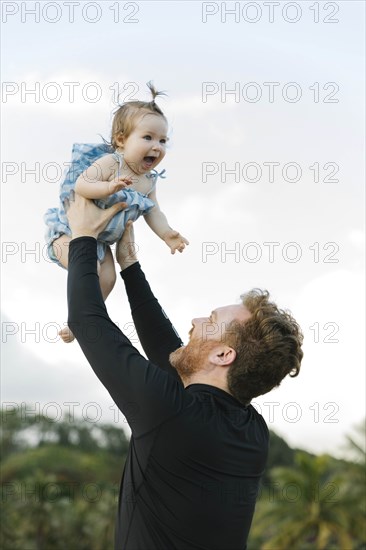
[44,143,165,267]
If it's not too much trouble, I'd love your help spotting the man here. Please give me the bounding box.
[66,194,303,550]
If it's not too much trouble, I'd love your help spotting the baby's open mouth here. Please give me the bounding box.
[144,156,156,165]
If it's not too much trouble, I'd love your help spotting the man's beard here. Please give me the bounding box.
[169,339,219,383]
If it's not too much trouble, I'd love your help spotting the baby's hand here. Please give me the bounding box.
[163,229,189,254]
[108,176,133,195]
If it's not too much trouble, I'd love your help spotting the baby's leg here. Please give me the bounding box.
[99,245,116,300]
[58,243,116,343]
[52,235,74,342]
[53,234,71,269]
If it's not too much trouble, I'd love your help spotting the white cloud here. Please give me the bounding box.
[348,228,365,249]
[2,2,365,457]
[267,268,365,456]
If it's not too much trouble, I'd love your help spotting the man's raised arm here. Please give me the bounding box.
[66,196,186,437]
[116,222,183,383]
[67,236,147,421]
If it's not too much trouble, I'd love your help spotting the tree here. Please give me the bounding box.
[250,451,364,549]
[261,430,296,485]
[0,405,128,549]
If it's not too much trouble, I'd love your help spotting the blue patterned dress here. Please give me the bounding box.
[44,143,166,268]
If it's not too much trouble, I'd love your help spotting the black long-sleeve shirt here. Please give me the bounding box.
[67,237,269,550]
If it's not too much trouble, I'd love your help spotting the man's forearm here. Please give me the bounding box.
[67,237,146,412]
[121,262,183,381]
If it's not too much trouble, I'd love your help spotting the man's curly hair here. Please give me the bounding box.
[224,289,304,405]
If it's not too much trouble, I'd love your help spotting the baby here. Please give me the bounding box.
[44,82,189,342]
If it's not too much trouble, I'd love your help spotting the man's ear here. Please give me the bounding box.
[209,346,236,367]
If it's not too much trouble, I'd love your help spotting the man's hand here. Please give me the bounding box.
[163,229,189,254]
[66,191,127,240]
[116,220,139,271]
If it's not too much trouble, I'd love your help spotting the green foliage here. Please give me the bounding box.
[0,405,126,549]
[1,405,365,549]
[261,429,297,484]
[248,423,366,549]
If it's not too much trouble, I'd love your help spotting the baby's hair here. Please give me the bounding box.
[110,81,168,149]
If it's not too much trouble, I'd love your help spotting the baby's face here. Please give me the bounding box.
[120,114,168,175]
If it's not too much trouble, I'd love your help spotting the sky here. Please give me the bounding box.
[1,0,365,458]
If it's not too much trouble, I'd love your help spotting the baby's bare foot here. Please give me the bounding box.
[59,326,75,343]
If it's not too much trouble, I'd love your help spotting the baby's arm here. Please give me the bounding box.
[75,154,132,199]
[144,188,189,254]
